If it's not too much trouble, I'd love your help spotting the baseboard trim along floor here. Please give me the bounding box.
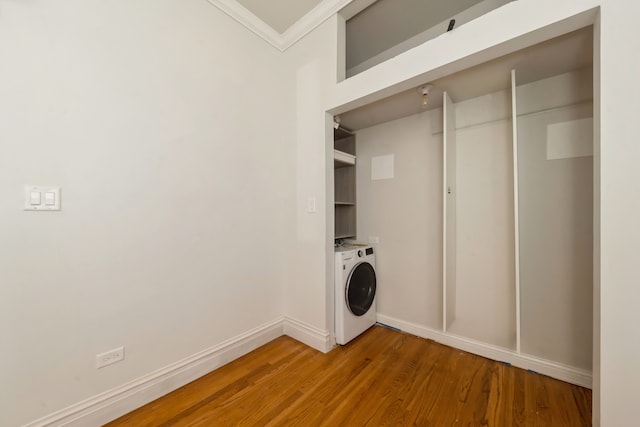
[24,316,328,427]
[25,313,590,426]
[376,314,592,389]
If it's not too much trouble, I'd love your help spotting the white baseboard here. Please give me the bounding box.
[25,318,286,427]
[376,314,592,389]
[25,316,333,427]
[21,312,589,426]
[283,316,333,353]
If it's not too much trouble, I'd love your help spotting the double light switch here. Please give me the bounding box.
[25,185,61,211]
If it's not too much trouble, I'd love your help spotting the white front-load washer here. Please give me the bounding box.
[335,245,376,345]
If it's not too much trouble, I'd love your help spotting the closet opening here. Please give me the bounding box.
[329,25,595,386]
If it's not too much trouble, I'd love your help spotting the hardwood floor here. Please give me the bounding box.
[106,326,591,426]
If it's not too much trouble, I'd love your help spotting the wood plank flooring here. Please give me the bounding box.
[106,326,591,426]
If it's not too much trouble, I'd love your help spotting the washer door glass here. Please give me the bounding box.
[346,262,377,316]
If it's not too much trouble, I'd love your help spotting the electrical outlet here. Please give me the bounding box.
[368,236,379,244]
[96,346,125,369]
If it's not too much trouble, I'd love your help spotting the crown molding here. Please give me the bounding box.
[205,0,353,52]
[204,0,283,50]
[279,0,353,50]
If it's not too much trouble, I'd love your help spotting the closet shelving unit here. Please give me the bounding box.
[441,67,594,386]
[442,80,518,351]
[334,128,357,240]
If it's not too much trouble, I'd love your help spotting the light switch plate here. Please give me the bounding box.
[30,191,42,205]
[307,197,317,213]
[44,192,56,205]
[24,185,61,211]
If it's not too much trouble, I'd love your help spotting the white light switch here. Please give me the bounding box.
[30,191,42,205]
[24,185,61,211]
[307,197,317,214]
[44,192,56,206]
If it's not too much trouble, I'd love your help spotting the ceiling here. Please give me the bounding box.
[235,0,324,34]
[338,26,594,131]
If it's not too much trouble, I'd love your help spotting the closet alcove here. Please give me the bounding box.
[334,26,594,385]
[334,128,357,240]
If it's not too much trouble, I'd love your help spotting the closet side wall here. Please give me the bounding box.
[517,68,593,370]
[356,109,443,329]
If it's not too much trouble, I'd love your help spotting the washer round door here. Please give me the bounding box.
[345,261,377,316]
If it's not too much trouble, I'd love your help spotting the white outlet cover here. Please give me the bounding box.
[96,346,125,369]
[24,185,61,211]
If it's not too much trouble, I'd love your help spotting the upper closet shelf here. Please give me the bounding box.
[334,149,356,167]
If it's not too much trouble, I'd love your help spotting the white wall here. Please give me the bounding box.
[517,69,593,371]
[282,17,340,341]
[598,2,640,425]
[0,1,290,425]
[355,109,443,329]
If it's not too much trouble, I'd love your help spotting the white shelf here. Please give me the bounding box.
[334,149,356,167]
[335,233,356,239]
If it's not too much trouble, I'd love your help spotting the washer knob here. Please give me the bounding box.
[358,250,363,257]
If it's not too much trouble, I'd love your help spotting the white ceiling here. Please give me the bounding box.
[235,0,324,34]
[338,26,594,131]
